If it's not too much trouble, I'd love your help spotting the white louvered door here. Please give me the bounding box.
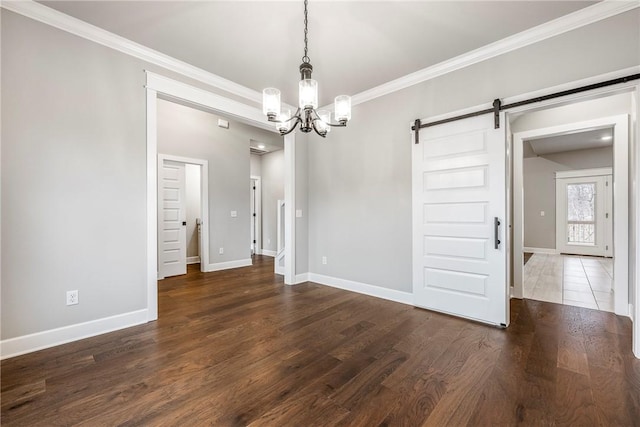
[412,114,508,326]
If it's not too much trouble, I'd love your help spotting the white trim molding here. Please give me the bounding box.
[1,309,148,360]
[146,72,271,131]
[308,273,413,306]
[349,1,639,107]
[187,256,201,265]
[1,0,262,105]
[295,273,310,284]
[523,247,558,255]
[555,167,613,179]
[4,0,637,112]
[146,89,159,321]
[146,73,296,325]
[205,259,252,272]
[513,114,630,314]
[261,249,277,257]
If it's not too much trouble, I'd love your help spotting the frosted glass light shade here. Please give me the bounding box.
[334,95,351,122]
[317,110,331,134]
[299,79,318,109]
[263,88,281,117]
[276,109,292,133]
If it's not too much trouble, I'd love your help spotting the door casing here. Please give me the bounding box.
[513,114,628,315]
[157,154,209,279]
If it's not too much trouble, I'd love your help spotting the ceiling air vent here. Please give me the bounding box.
[250,147,268,155]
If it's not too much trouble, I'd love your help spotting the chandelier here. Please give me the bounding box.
[262,0,351,137]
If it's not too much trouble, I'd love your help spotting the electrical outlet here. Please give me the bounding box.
[219,247,224,255]
[66,290,79,306]
[322,256,327,265]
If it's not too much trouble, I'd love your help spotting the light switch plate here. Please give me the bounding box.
[296,209,303,218]
[231,211,237,217]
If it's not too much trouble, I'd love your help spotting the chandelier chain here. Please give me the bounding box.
[302,0,310,63]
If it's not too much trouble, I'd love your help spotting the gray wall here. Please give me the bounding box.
[250,154,262,177]
[0,9,279,340]
[523,147,613,249]
[157,98,281,266]
[1,6,639,343]
[307,9,639,292]
[260,150,285,253]
[2,10,148,338]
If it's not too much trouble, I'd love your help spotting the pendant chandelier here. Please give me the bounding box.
[262,0,351,137]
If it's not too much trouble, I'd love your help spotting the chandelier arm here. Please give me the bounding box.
[310,118,328,138]
[324,121,348,128]
[309,109,347,128]
[268,108,302,124]
[279,116,303,136]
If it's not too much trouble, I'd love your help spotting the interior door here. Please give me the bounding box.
[556,174,610,257]
[412,114,508,326]
[159,160,187,278]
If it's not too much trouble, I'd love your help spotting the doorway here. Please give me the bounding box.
[513,110,629,315]
[157,154,209,280]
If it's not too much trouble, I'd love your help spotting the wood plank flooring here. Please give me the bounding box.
[2,256,639,426]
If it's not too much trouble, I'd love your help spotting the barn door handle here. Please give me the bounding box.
[494,217,501,249]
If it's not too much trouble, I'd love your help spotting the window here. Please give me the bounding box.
[566,182,596,245]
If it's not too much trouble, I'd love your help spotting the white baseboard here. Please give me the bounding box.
[205,258,252,272]
[294,273,309,284]
[307,273,413,306]
[630,303,634,321]
[523,247,558,254]
[1,309,149,360]
[187,256,201,265]
[261,249,276,257]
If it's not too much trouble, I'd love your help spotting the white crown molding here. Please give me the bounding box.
[349,0,639,108]
[1,0,262,105]
[4,0,638,111]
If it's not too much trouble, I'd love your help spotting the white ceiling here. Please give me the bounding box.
[525,127,613,157]
[39,1,597,106]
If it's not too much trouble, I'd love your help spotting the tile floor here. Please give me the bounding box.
[523,253,614,312]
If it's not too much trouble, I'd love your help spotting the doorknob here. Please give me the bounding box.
[182,221,187,226]
[494,217,501,249]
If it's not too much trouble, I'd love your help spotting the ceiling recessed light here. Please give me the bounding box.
[257,144,266,149]
[601,135,612,141]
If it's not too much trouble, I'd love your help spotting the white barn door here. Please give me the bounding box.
[159,159,187,278]
[412,114,508,326]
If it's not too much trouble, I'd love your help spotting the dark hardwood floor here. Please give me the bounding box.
[2,256,639,426]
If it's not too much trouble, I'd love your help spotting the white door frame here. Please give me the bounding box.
[250,175,262,255]
[158,154,209,279]
[513,114,629,316]
[145,71,296,321]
